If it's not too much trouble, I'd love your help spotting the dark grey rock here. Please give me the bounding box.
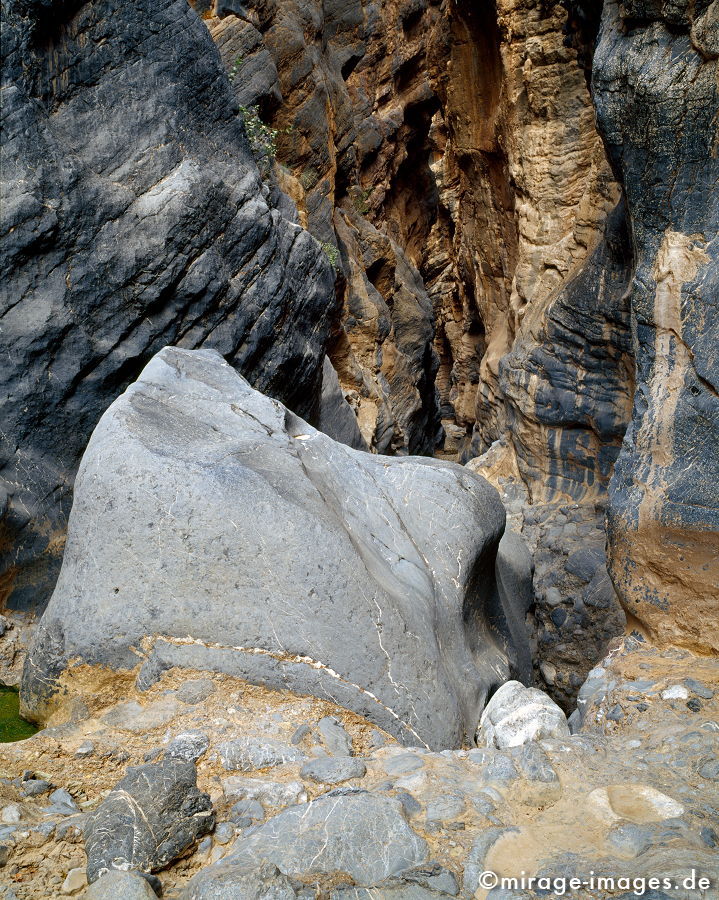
[214,790,427,883]
[176,680,216,705]
[300,756,366,784]
[318,356,368,451]
[229,799,265,825]
[318,717,353,756]
[491,532,534,684]
[565,547,604,582]
[698,758,719,781]
[685,678,714,700]
[395,791,422,817]
[291,725,311,745]
[218,737,305,772]
[183,861,297,900]
[402,863,459,896]
[84,871,159,900]
[21,779,51,797]
[84,758,214,883]
[607,703,625,722]
[597,0,719,648]
[166,731,210,762]
[0,0,335,618]
[22,347,520,750]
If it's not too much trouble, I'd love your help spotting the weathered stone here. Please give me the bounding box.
[477,681,570,749]
[0,0,335,616]
[596,0,719,653]
[22,347,523,751]
[300,757,367,785]
[84,758,214,883]
[83,871,158,900]
[211,790,427,884]
[183,861,296,900]
[166,732,210,763]
[218,738,304,772]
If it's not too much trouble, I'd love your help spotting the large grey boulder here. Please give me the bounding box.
[22,347,526,749]
[184,790,428,887]
[0,0,334,616]
[84,758,214,884]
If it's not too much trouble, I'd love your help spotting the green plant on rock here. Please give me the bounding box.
[228,55,244,82]
[319,241,340,270]
[238,105,279,176]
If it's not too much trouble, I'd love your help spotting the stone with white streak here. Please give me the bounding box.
[476,681,570,749]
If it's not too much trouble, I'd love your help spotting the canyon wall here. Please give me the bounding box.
[1,0,716,679]
[595,0,719,653]
[0,0,335,614]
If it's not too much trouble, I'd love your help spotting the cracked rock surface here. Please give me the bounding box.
[21,346,531,750]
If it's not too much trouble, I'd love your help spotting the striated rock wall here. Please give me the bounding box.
[594,0,719,653]
[198,0,618,470]
[0,0,335,614]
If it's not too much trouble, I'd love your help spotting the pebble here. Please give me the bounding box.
[176,678,216,705]
[317,716,353,756]
[1,806,21,824]
[213,822,235,844]
[21,779,51,797]
[382,753,425,776]
[45,789,79,816]
[62,866,87,894]
[300,756,366,785]
[661,685,689,700]
[74,740,95,758]
[291,724,311,745]
[685,678,714,700]
[698,758,719,781]
[395,791,421,817]
[165,730,210,762]
[229,798,265,824]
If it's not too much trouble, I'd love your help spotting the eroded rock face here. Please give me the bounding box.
[593,0,719,652]
[21,346,530,749]
[0,0,334,615]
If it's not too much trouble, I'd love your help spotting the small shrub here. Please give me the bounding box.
[319,241,340,270]
[238,105,279,175]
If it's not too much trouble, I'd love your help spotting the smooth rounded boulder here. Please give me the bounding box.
[22,347,529,749]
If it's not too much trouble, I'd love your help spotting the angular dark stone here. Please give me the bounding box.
[84,758,214,883]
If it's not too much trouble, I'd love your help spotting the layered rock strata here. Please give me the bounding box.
[0,0,335,616]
